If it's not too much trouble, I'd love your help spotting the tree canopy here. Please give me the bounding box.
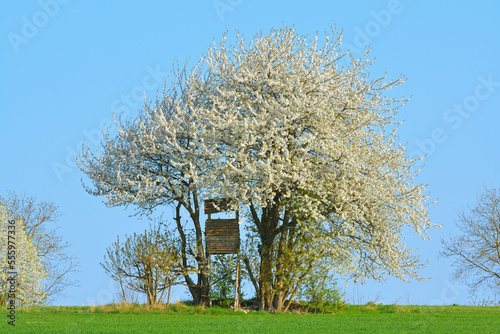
[78,26,435,311]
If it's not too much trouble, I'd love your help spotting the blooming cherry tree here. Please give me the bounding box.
[79,27,435,311]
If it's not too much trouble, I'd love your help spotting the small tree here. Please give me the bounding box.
[441,187,500,298]
[0,202,48,305]
[101,226,183,305]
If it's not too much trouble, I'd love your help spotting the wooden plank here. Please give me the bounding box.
[206,238,240,247]
[206,241,239,245]
[206,244,239,248]
[206,243,239,247]
[205,228,239,232]
[208,249,239,254]
[206,229,238,234]
[205,230,240,237]
[206,237,238,241]
[206,236,239,241]
[205,227,239,231]
[206,241,240,246]
[207,245,239,249]
[206,237,240,241]
[205,218,239,224]
[205,228,239,231]
[208,250,239,253]
[205,230,239,234]
[205,224,239,227]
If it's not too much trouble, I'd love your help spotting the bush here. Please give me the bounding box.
[296,266,345,313]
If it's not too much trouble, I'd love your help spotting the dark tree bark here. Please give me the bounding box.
[175,197,210,306]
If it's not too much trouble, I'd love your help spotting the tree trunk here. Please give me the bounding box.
[253,200,285,312]
[174,201,210,306]
[259,237,275,311]
[167,284,172,305]
[272,291,284,311]
[146,285,153,305]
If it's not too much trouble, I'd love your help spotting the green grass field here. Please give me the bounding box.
[4,304,500,333]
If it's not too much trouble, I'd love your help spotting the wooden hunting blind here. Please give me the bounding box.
[204,199,240,254]
[204,198,241,309]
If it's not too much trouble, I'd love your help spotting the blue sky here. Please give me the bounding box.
[1,0,499,306]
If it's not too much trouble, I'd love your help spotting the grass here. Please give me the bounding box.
[4,303,500,333]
